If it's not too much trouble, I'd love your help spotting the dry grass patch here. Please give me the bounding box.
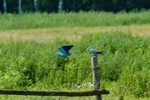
[0,25,150,42]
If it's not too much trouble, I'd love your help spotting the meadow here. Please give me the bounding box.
[0,11,150,100]
[0,11,150,30]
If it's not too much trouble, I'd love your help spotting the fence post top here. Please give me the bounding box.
[91,55,97,58]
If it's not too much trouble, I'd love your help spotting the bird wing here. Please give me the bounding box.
[58,45,73,54]
[91,49,103,53]
[62,45,73,53]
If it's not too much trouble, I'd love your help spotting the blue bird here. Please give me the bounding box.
[57,45,73,57]
[87,47,105,55]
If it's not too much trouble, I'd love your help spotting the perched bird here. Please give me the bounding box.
[87,47,105,55]
[57,45,73,57]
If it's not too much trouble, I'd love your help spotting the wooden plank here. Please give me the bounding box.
[91,55,101,100]
[0,90,109,96]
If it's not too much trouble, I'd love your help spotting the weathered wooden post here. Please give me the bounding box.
[91,55,101,100]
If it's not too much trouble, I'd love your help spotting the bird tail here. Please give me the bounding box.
[100,51,106,55]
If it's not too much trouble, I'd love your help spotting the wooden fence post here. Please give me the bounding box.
[91,55,102,100]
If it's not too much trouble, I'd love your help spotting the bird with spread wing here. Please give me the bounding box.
[87,47,105,55]
[57,45,73,57]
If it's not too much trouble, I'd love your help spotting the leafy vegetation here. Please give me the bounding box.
[0,11,150,100]
[0,11,150,30]
[0,31,150,100]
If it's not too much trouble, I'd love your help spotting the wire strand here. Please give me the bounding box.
[0,66,91,72]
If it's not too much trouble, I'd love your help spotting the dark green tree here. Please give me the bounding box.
[0,0,150,13]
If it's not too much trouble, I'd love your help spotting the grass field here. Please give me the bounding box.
[0,25,150,42]
[0,11,150,30]
[0,12,150,100]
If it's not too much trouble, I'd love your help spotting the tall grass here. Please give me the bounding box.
[0,11,150,30]
[0,32,150,100]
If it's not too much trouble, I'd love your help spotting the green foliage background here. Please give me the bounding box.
[0,32,150,99]
[0,12,150,100]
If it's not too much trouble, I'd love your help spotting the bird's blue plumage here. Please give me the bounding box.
[58,47,68,55]
[87,47,105,55]
[57,45,73,57]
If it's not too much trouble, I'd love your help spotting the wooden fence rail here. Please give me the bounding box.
[0,89,109,96]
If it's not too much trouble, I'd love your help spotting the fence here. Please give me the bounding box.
[0,55,109,100]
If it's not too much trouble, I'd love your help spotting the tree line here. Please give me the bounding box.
[0,0,150,13]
